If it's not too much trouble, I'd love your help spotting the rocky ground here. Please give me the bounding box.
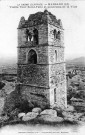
[0,105,85,128]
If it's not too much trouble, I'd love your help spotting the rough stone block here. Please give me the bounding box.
[38,115,63,123]
[22,112,38,121]
[32,107,42,114]
[40,109,57,117]
[18,112,25,118]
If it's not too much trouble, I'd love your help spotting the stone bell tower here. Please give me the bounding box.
[17,10,67,109]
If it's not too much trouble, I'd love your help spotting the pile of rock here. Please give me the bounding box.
[38,109,63,123]
[0,103,84,125]
[18,108,64,123]
[18,108,41,121]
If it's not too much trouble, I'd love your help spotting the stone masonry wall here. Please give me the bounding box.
[20,85,50,108]
[48,22,67,108]
[48,23,64,46]
[18,24,48,47]
[17,10,67,109]
[48,46,64,64]
[18,46,48,64]
[17,64,49,87]
[49,63,66,87]
[50,82,67,108]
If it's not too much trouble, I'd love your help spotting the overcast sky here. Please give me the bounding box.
[0,0,85,60]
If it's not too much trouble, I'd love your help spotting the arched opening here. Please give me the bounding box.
[55,50,57,61]
[28,49,37,64]
[25,29,29,41]
[56,31,60,40]
[28,32,32,41]
[25,29,32,41]
[33,29,38,44]
[53,29,56,39]
[53,29,61,40]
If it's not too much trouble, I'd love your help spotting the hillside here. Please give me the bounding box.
[0,57,17,74]
[66,57,85,67]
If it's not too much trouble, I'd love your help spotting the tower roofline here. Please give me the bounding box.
[18,10,63,29]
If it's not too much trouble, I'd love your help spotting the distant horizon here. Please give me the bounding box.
[0,55,85,63]
[0,52,85,61]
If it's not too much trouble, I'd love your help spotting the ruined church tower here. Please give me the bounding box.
[17,10,67,109]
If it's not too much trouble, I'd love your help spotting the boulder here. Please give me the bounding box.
[22,112,38,121]
[40,109,57,117]
[32,107,42,114]
[38,115,63,123]
[51,105,63,117]
[18,112,25,119]
[51,103,65,110]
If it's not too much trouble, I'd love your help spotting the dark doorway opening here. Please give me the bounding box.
[28,49,37,64]
[33,29,38,44]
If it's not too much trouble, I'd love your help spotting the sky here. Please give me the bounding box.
[0,0,85,60]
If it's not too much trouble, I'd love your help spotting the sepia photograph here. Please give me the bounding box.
[0,0,85,134]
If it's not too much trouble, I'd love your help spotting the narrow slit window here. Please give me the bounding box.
[54,88,56,103]
[55,50,57,61]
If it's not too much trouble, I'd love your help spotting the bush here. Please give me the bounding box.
[3,83,50,118]
[18,99,34,113]
[3,90,21,115]
[67,85,79,104]
[3,90,36,115]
